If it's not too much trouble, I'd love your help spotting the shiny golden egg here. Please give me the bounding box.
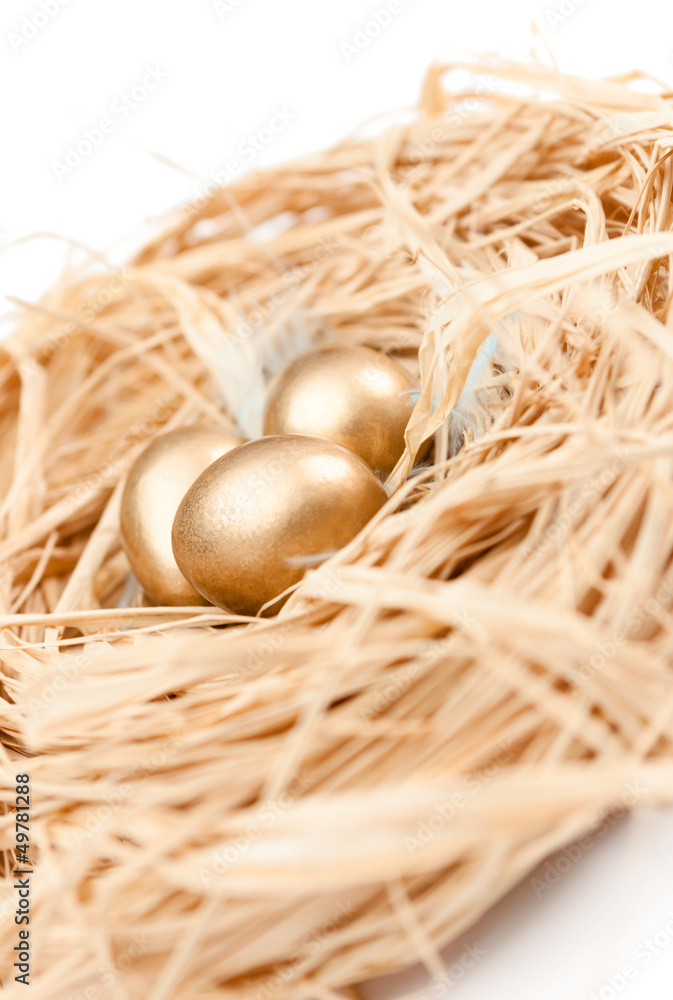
[120,426,242,605]
[171,434,387,616]
[263,344,423,478]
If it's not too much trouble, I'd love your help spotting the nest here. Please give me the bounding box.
[2,58,673,999]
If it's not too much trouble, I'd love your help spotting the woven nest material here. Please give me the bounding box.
[2,57,673,1000]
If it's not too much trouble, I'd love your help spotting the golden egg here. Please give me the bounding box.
[171,434,387,616]
[120,426,242,605]
[263,344,424,478]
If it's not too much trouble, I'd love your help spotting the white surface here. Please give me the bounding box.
[1,0,673,997]
[361,808,673,1000]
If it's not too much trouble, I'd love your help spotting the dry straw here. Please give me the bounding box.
[2,57,673,999]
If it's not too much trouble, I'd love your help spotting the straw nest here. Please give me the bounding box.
[2,58,673,1000]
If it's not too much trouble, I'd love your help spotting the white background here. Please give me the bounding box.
[1,0,673,997]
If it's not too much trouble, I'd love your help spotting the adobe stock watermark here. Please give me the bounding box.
[340,1,413,62]
[64,933,150,1000]
[23,643,108,718]
[361,72,497,238]
[583,113,637,160]
[528,141,660,212]
[228,623,293,682]
[22,600,176,723]
[520,448,630,568]
[228,568,345,678]
[588,911,673,1000]
[51,66,169,180]
[410,942,487,999]
[405,71,497,167]
[567,577,673,689]
[61,391,175,514]
[249,899,357,1000]
[20,265,131,377]
[183,106,296,215]
[223,237,339,340]
[359,615,477,720]
[404,740,518,855]
[197,770,314,885]
[530,780,645,897]
[7,0,74,53]
[212,0,249,16]
[544,0,591,30]
[70,733,184,845]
